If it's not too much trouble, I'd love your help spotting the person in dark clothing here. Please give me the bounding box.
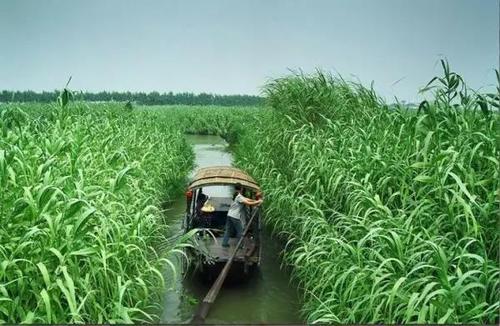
[196,189,208,215]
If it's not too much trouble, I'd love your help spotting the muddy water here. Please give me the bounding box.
[160,135,302,324]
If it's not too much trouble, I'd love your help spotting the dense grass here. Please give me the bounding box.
[0,102,194,322]
[1,64,497,323]
[234,65,499,323]
[138,105,260,144]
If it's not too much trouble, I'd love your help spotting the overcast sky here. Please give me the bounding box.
[0,0,498,101]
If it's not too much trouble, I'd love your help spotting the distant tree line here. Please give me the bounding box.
[0,90,264,106]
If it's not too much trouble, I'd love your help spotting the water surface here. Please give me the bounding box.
[160,135,302,324]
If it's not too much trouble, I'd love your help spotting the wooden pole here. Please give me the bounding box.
[190,207,260,324]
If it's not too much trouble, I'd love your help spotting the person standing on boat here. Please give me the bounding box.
[222,183,263,248]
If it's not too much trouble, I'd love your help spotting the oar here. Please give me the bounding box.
[190,207,260,324]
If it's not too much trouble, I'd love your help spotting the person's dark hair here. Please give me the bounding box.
[235,183,243,192]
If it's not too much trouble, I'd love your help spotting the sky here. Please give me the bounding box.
[0,0,498,102]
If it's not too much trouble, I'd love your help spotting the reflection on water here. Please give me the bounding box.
[160,135,302,324]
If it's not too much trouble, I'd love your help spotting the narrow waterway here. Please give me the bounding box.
[160,135,302,324]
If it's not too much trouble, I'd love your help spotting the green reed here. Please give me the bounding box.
[0,101,194,323]
[234,63,499,323]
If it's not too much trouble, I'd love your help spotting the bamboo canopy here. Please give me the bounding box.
[188,166,260,192]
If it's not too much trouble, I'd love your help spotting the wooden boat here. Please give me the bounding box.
[183,166,262,280]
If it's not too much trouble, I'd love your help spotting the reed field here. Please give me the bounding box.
[0,62,498,323]
[234,63,499,323]
[138,105,259,144]
[0,100,194,322]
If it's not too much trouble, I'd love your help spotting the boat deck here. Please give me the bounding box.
[197,236,258,263]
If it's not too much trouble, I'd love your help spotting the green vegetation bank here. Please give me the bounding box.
[1,62,498,323]
[234,64,499,323]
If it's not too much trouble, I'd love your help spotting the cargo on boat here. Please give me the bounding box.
[183,166,262,280]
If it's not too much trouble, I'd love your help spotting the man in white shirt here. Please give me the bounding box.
[222,183,263,247]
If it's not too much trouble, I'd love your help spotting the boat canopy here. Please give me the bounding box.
[188,166,260,192]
